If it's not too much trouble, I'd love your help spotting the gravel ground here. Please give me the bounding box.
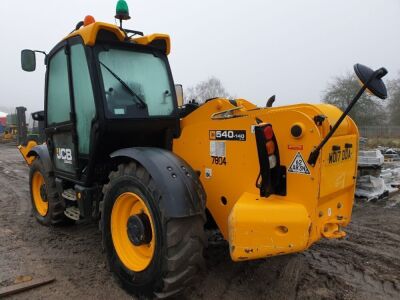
[0,142,399,300]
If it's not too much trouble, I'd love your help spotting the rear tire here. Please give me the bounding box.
[29,157,68,226]
[101,161,206,298]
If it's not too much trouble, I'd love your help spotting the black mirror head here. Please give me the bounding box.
[354,63,388,100]
[31,110,44,122]
[21,49,36,72]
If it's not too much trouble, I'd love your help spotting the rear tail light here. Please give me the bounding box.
[269,154,277,169]
[255,123,286,197]
[266,140,275,155]
[264,126,277,167]
[264,125,274,140]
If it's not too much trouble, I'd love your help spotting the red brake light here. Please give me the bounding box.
[263,126,274,140]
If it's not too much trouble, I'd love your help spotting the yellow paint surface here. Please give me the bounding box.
[173,99,358,260]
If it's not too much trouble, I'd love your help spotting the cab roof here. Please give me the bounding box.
[65,21,171,55]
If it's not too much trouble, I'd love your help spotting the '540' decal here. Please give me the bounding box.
[209,130,246,141]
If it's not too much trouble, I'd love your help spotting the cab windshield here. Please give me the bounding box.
[98,46,175,118]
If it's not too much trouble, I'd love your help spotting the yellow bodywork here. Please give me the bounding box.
[173,99,358,261]
[2,126,17,140]
[65,22,171,55]
[18,140,38,165]
[3,132,13,140]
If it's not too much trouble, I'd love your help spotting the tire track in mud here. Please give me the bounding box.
[303,230,400,300]
[0,149,31,217]
[0,146,36,287]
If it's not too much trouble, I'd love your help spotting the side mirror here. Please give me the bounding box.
[354,64,388,99]
[308,63,388,166]
[32,110,44,122]
[21,49,36,72]
[175,84,184,107]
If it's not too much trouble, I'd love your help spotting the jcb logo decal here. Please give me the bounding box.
[56,148,73,164]
[209,131,216,140]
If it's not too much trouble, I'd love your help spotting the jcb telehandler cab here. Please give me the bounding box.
[19,1,388,298]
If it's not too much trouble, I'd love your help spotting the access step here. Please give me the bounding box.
[62,189,77,201]
[64,206,80,221]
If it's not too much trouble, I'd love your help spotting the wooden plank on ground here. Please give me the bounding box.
[0,276,55,297]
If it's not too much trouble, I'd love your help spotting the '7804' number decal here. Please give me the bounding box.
[209,130,246,141]
[211,156,227,165]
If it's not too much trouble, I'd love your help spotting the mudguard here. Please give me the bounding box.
[27,144,53,173]
[111,147,206,218]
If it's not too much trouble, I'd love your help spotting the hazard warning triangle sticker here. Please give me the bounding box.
[288,152,310,175]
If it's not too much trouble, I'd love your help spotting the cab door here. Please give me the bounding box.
[45,38,97,181]
[69,40,96,167]
[45,42,77,178]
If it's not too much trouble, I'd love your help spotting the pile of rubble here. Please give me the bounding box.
[379,147,400,161]
[356,144,400,201]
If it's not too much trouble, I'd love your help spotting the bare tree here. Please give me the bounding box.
[387,76,400,125]
[322,73,386,126]
[184,77,231,104]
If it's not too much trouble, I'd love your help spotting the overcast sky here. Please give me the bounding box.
[0,0,399,114]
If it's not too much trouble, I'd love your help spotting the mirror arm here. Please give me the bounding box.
[33,50,48,65]
[307,69,382,167]
[33,50,47,56]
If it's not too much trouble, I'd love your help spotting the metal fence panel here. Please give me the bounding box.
[358,126,400,138]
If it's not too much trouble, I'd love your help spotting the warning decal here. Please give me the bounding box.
[288,152,310,175]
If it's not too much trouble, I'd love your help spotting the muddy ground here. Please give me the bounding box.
[0,142,399,300]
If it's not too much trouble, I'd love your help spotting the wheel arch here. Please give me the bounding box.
[110,147,206,219]
[27,144,53,173]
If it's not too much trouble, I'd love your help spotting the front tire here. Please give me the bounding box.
[101,161,206,298]
[29,157,68,226]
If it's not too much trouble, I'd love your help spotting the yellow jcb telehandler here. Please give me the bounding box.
[18,1,388,298]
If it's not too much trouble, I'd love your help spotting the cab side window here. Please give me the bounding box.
[47,49,71,125]
[70,44,96,154]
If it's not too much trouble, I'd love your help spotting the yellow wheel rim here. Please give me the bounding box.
[111,192,155,272]
[32,171,48,217]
